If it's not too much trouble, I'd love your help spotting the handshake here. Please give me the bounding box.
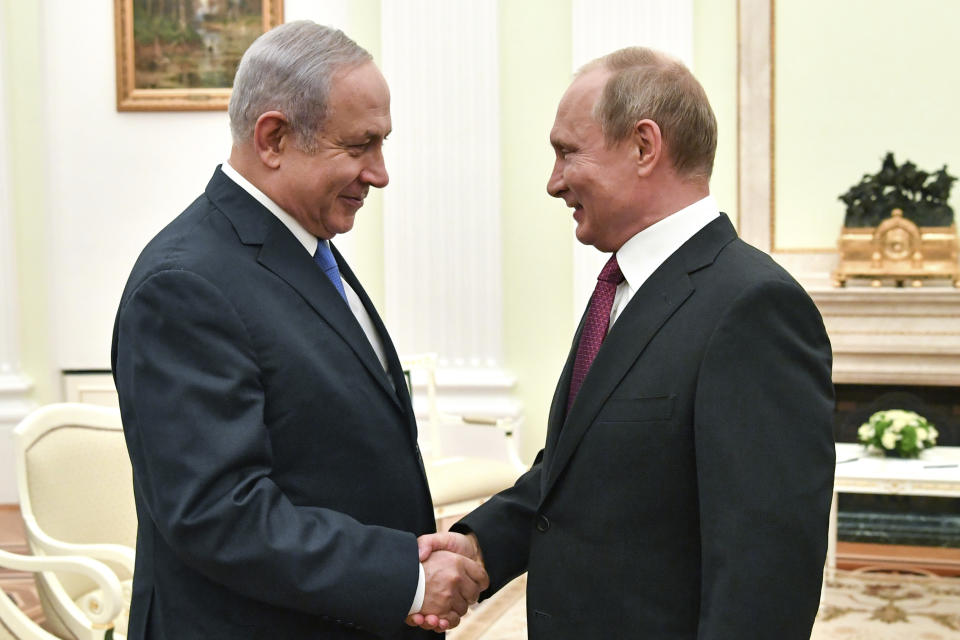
[406,531,487,632]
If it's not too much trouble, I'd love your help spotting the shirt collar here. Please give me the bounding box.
[616,195,720,291]
[220,161,319,256]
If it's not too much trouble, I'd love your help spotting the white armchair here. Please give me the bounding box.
[401,354,527,523]
[0,548,123,640]
[13,404,136,640]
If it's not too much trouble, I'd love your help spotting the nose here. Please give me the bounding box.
[546,158,565,198]
[362,148,389,188]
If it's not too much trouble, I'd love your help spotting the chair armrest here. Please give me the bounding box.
[22,514,135,575]
[440,412,513,432]
[0,548,124,627]
[437,413,527,472]
[459,414,512,430]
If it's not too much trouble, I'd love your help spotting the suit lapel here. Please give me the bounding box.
[541,305,588,492]
[205,168,403,413]
[542,215,738,500]
[258,231,405,409]
[332,243,416,426]
[543,262,693,497]
[334,244,431,494]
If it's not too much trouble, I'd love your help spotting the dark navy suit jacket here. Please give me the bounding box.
[112,167,437,639]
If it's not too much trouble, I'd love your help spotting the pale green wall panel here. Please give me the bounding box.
[3,0,55,404]
[2,0,847,446]
[775,0,960,250]
[500,0,573,462]
[345,0,385,311]
[694,0,738,226]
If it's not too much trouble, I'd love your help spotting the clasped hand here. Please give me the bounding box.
[405,531,486,632]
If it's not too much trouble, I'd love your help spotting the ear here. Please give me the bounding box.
[253,110,291,169]
[632,119,662,177]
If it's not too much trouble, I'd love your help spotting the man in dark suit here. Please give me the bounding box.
[112,21,485,639]
[413,47,835,638]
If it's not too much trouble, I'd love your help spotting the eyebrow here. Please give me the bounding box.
[347,130,390,145]
[364,129,391,142]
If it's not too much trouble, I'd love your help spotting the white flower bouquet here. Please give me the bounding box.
[857,409,938,458]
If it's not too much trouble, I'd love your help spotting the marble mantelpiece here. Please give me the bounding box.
[808,286,960,387]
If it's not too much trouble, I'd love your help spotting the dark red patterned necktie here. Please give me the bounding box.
[567,254,625,412]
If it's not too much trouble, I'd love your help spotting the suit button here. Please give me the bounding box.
[536,514,550,532]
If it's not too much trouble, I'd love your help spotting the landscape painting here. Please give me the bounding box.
[115,0,284,111]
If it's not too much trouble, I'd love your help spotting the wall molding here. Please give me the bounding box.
[0,32,36,504]
[738,0,841,276]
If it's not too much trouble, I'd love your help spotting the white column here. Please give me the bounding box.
[381,1,517,417]
[0,29,36,504]
[569,0,695,319]
[737,0,773,253]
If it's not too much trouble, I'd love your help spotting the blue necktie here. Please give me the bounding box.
[314,241,348,303]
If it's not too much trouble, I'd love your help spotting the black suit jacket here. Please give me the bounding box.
[457,215,835,639]
[112,168,438,639]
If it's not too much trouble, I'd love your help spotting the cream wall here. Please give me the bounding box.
[0,0,749,466]
[694,0,738,226]
[0,0,385,503]
[43,1,232,372]
[775,0,960,251]
[499,0,574,461]
[31,0,382,375]
[10,1,943,470]
[4,0,54,407]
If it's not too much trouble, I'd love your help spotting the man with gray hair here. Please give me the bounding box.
[112,20,485,639]
[415,46,835,638]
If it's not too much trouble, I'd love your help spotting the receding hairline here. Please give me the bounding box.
[574,46,717,180]
[548,67,608,149]
[318,59,390,129]
[574,47,686,122]
[576,46,678,77]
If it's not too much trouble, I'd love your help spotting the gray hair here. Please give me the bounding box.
[228,20,372,152]
[580,47,717,181]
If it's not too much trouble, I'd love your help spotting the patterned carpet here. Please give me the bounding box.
[815,568,960,639]
[4,566,959,639]
[4,563,959,639]
[448,570,960,640]
[4,531,959,640]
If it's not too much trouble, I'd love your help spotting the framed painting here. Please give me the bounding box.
[114,0,284,111]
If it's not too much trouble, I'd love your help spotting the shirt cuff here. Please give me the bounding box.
[408,562,425,615]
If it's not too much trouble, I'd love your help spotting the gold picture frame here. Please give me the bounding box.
[114,0,284,111]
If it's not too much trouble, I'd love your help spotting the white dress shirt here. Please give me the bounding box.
[609,195,720,327]
[220,162,426,615]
